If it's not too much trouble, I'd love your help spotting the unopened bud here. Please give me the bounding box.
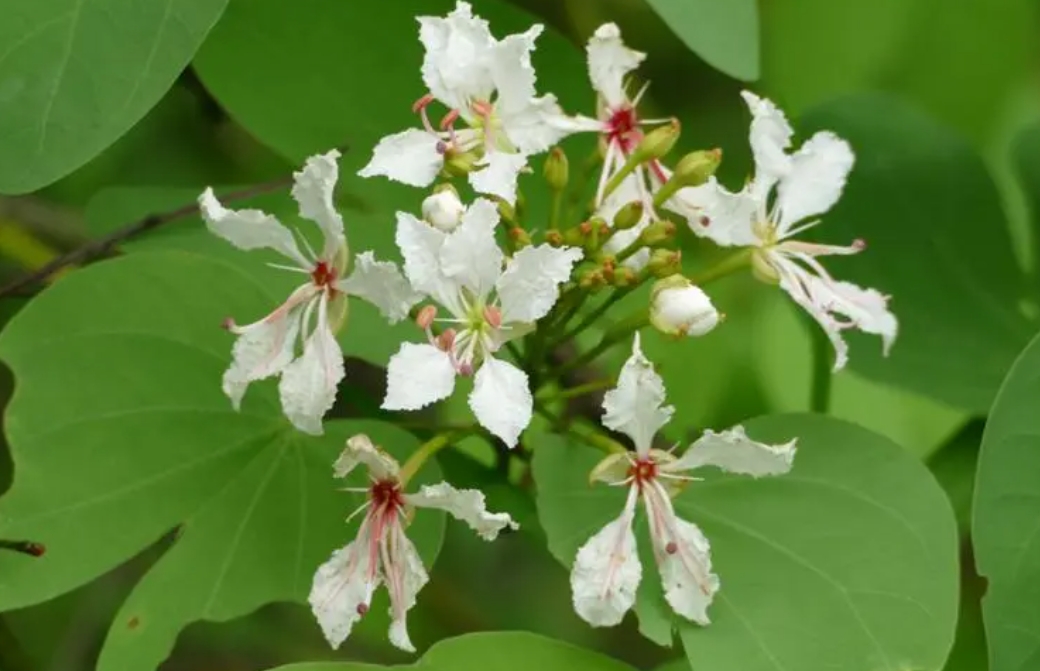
[579,269,607,290]
[612,266,639,287]
[639,220,676,247]
[647,249,682,278]
[650,276,719,337]
[545,229,564,246]
[633,119,680,161]
[612,201,644,231]
[510,227,531,247]
[496,198,517,225]
[673,148,722,187]
[422,186,465,232]
[544,147,569,191]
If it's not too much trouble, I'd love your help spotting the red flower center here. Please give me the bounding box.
[606,106,641,153]
[370,479,405,512]
[627,457,658,488]
[311,261,338,289]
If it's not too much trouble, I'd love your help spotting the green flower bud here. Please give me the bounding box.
[509,227,532,248]
[612,201,644,231]
[639,220,676,247]
[543,147,569,191]
[673,148,722,187]
[632,119,680,162]
[647,249,682,278]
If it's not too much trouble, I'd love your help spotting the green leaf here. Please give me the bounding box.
[0,251,444,670]
[264,631,636,671]
[0,0,229,194]
[798,94,1035,413]
[191,0,587,174]
[533,414,959,671]
[643,0,759,81]
[972,330,1040,671]
[1012,121,1040,289]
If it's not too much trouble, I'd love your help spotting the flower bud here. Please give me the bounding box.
[612,266,639,287]
[545,229,564,246]
[632,119,680,162]
[509,226,532,248]
[543,147,569,191]
[496,198,518,225]
[650,276,719,337]
[579,268,607,291]
[673,148,722,187]
[422,186,465,232]
[647,249,682,278]
[638,220,676,247]
[612,201,644,231]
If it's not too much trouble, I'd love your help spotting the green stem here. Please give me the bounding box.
[600,152,643,202]
[544,312,648,386]
[652,178,684,209]
[536,378,613,402]
[549,189,563,231]
[568,419,628,454]
[809,322,833,413]
[550,285,637,350]
[689,249,752,286]
[399,428,475,485]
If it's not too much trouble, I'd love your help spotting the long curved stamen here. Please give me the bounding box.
[413,93,438,134]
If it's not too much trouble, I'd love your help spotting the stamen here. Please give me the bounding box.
[415,305,437,330]
[411,93,435,114]
[439,109,460,130]
[631,80,651,107]
[436,328,457,352]
[221,316,236,331]
[457,361,474,377]
[483,305,502,329]
[851,238,867,250]
[357,603,369,616]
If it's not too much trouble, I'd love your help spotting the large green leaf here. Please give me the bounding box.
[533,414,959,671]
[0,251,444,670]
[972,331,1040,671]
[798,94,1035,412]
[0,0,228,194]
[643,0,759,81]
[264,631,635,671]
[1012,121,1040,290]
[192,0,587,175]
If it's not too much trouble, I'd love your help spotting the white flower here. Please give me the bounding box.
[199,150,421,435]
[649,276,719,337]
[690,91,898,370]
[358,1,574,205]
[383,198,582,447]
[570,334,795,628]
[422,188,466,232]
[310,434,516,652]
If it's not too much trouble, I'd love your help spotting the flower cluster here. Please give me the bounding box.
[197,0,898,653]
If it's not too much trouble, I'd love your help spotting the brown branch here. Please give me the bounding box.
[0,176,293,299]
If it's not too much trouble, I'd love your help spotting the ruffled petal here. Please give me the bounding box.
[278,297,345,435]
[497,243,583,323]
[383,342,457,411]
[291,149,346,258]
[406,482,518,540]
[338,251,422,323]
[667,426,796,476]
[688,178,762,247]
[308,526,379,649]
[439,197,503,299]
[487,25,541,116]
[395,211,455,307]
[570,487,642,627]
[383,522,429,653]
[359,129,444,188]
[469,356,532,447]
[469,151,528,205]
[502,94,575,156]
[741,90,794,189]
[333,433,401,481]
[586,23,645,110]
[643,483,719,625]
[776,131,855,233]
[601,333,673,455]
[418,1,495,109]
[198,188,307,267]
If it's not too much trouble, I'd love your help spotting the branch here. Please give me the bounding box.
[0,176,293,299]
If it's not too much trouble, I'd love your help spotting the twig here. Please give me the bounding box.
[0,176,293,299]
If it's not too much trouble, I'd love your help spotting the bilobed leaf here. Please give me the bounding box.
[533,414,959,671]
[0,0,228,194]
[798,94,1035,413]
[644,0,759,81]
[0,251,445,670]
[261,631,636,671]
[972,331,1040,671]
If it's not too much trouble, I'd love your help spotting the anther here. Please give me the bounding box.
[435,140,449,155]
[458,361,474,377]
[221,317,236,331]
[852,238,867,250]
[357,603,369,616]
[436,328,457,351]
[483,305,502,329]
[416,305,437,330]
[439,109,460,130]
[411,93,435,114]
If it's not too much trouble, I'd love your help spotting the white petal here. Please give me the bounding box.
[419,1,495,109]
[469,356,532,448]
[586,23,645,109]
[382,342,457,411]
[383,523,429,653]
[439,198,504,299]
[338,251,421,323]
[643,483,719,625]
[772,251,898,371]
[601,333,673,455]
[741,90,794,189]
[309,530,379,649]
[395,211,457,309]
[668,426,796,476]
[358,129,444,188]
[333,433,400,481]
[689,178,762,247]
[487,25,541,116]
[570,487,642,627]
[292,149,345,258]
[502,94,575,156]
[278,298,345,435]
[777,131,855,232]
[221,285,314,409]
[469,151,528,205]
[406,482,518,540]
[198,188,307,266]
[497,243,583,323]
